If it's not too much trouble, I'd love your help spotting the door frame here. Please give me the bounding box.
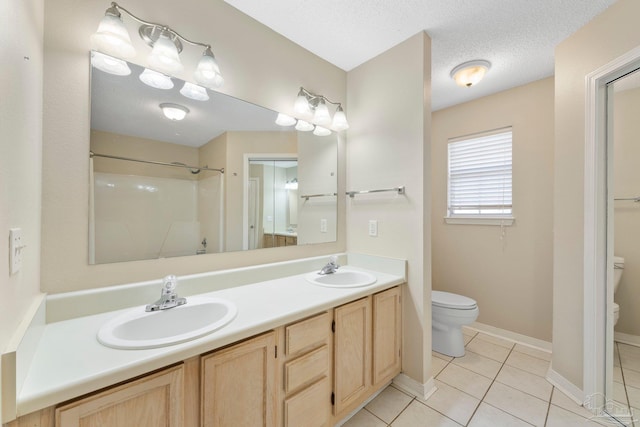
[583,45,640,402]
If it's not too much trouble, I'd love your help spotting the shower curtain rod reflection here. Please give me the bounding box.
[89,151,224,174]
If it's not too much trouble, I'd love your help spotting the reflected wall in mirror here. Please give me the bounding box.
[89,52,338,264]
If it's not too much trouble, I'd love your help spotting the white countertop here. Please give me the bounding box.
[17,263,404,416]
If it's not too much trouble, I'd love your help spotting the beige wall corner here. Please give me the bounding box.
[553,0,640,391]
[346,31,432,384]
[432,77,554,342]
[41,0,347,293]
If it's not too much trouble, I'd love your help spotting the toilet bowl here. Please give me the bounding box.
[613,256,624,326]
[432,291,479,357]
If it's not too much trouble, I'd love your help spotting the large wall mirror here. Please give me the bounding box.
[89,52,338,264]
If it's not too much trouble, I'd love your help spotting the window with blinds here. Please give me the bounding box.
[447,128,513,218]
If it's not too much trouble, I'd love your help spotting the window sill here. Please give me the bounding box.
[444,216,515,226]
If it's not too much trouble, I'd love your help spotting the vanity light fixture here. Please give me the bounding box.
[285,178,298,190]
[276,87,349,134]
[91,2,224,89]
[450,60,491,87]
[160,103,189,121]
[91,51,131,76]
[139,68,173,89]
[180,82,209,101]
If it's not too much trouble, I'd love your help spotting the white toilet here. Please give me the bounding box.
[613,256,624,326]
[432,291,479,357]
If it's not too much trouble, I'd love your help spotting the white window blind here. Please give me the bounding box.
[447,128,512,217]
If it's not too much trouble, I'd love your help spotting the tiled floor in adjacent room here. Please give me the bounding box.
[343,327,635,426]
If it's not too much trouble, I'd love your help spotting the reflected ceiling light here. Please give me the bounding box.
[313,126,331,136]
[450,60,491,87]
[92,2,223,87]
[295,120,314,132]
[180,82,209,101]
[276,87,348,134]
[139,68,173,89]
[160,103,189,121]
[91,51,131,76]
[275,113,297,126]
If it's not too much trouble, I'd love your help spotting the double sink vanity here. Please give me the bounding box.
[4,253,406,426]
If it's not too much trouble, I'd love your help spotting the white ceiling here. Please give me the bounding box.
[224,0,617,110]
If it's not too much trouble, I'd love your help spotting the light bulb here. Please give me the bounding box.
[194,47,224,89]
[91,51,131,76]
[147,32,184,75]
[313,98,331,126]
[139,68,173,90]
[313,126,331,136]
[90,9,136,59]
[180,82,209,101]
[332,105,349,131]
[294,89,311,116]
[295,120,314,132]
[275,113,297,126]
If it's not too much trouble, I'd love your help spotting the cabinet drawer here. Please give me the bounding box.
[284,345,329,394]
[285,312,331,355]
[284,377,331,427]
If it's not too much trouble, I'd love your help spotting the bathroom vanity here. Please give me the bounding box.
[3,254,405,427]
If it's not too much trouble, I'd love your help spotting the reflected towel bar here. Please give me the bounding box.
[346,186,405,198]
[90,151,224,174]
[300,192,338,201]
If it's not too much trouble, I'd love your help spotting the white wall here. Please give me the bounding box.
[41,0,346,293]
[553,0,640,390]
[347,32,432,385]
[612,87,640,336]
[432,78,554,341]
[0,0,44,420]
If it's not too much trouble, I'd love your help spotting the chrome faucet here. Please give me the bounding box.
[145,275,187,312]
[319,256,340,275]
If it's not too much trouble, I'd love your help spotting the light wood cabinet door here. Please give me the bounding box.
[333,297,371,415]
[283,377,331,427]
[372,287,402,387]
[55,365,184,427]
[201,332,277,427]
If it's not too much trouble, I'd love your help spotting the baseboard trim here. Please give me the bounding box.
[546,367,584,406]
[614,331,640,347]
[392,373,436,400]
[467,322,552,352]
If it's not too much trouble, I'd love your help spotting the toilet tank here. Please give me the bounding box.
[614,256,624,294]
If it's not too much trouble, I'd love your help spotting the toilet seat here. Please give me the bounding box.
[432,291,477,310]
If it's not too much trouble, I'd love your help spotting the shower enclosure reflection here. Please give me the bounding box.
[88,53,338,264]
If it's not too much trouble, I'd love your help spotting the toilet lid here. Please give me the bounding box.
[432,291,477,309]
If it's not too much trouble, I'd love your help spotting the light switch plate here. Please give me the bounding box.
[320,219,327,233]
[9,228,23,275]
[368,220,378,237]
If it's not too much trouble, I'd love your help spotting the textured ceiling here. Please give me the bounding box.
[224,0,617,110]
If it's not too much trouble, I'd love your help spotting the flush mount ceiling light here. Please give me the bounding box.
[91,2,224,89]
[276,87,349,135]
[450,60,491,87]
[160,103,189,121]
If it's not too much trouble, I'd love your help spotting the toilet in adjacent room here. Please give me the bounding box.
[613,255,624,326]
[432,291,479,357]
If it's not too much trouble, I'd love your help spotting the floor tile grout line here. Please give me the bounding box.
[383,396,415,426]
[542,386,554,426]
[463,343,515,425]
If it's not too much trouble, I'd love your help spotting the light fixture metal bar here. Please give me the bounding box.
[90,151,224,173]
[299,87,343,109]
[110,2,211,50]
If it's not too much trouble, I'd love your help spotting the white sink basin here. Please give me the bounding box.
[305,269,377,288]
[97,296,237,349]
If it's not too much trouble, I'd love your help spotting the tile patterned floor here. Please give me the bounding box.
[343,328,635,426]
